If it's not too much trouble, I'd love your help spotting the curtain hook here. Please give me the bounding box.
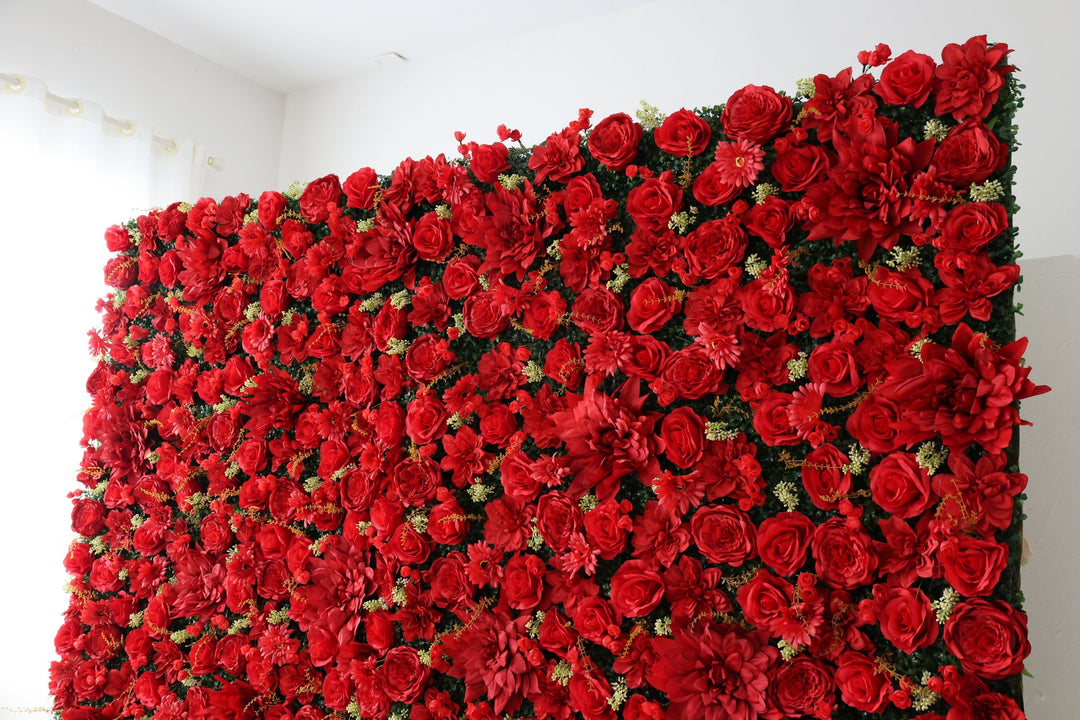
[3,75,25,93]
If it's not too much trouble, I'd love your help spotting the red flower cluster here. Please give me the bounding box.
[53,36,1041,720]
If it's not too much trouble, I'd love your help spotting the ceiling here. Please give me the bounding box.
[87,0,656,94]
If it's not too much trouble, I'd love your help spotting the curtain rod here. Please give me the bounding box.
[1,72,214,162]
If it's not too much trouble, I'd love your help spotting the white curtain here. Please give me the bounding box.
[0,74,204,715]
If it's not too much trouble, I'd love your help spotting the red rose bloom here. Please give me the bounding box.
[835,651,892,713]
[866,584,939,653]
[627,277,681,333]
[721,85,793,145]
[660,406,706,469]
[626,172,683,232]
[939,534,1009,597]
[654,108,712,157]
[772,133,829,192]
[936,202,1008,254]
[343,167,380,209]
[875,50,936,107]
[869,452,934,518]
[755,512,815,577]
[944,599,1030,680]
[299,173,342,223]
[588,112,642,170]
[692,161,742,207]
[469,142,510,184]
[609,559,665,617]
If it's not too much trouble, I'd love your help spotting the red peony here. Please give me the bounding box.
[588,112,642,170]
[721,85,793,145]
[944,599,1030,680]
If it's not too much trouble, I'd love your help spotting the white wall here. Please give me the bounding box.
[279,2,1077,718]
[0,0,285,200]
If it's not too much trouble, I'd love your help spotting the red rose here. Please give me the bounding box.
[751,390,801,447]
[756,512,815,577]
[522,290,567,340]
[808,339,861,397]
[721,85,793,145]
[405,392,448,446]
[835,652,892,713]
[944,599,1030,680]
[469,142,510,184]
[875,50,936,107]
[299,173,342,223]
[536,491,584,552]
[501,553,547,611]
[691,162,741,206]
[442,256,481,299]
[543,339,585,391]
[71,498,106,537]
[199,512,234,555]
[867,265,935,327]
[691,505,756,566]
[627,277,680,333]
[812,518,879,590]
[743,196,792,249]
[572,596,622,651]
[934,35,1014,121]
[654,108,711,157]
[610,559,665,617]
[869,452,934,518]
[529,127,584,184]
[769,657,836,717]
[584,498,633,560]
[619,334,669,383]
[462,289,511,338]
[343,167,380,210]
[411,212,455,262]
[660,406,705,469]
[939,535,1009,597]
[740,276,795,333]
[846,390,912,455]
[626,172,683,232]
[381,646,429,703]
[588,112,642,170]
[257,190,287,229]
[937,202,1007,254]
[870,585,939,653]
[933,119,1009,187]
[772,135,829,192]
[104,255,137,289]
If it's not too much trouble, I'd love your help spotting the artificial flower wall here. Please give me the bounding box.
[52,36,1046,720]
